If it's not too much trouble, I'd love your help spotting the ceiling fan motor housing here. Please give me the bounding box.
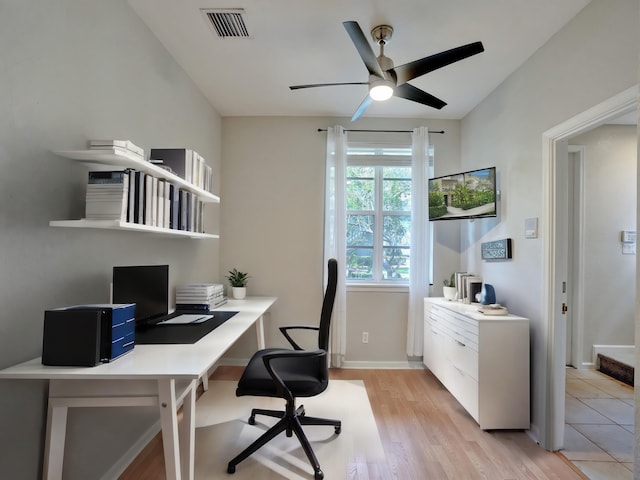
[371,24,393,45]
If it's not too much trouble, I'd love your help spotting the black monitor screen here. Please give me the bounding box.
[113,265,169,327]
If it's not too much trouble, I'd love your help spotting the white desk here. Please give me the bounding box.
[0,296,276,480]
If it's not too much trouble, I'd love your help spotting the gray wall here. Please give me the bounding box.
[460,0,638,445]
[570,125,637,364]
[0,1,222,479]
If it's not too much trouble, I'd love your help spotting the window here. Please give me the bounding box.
[345,145,412,283]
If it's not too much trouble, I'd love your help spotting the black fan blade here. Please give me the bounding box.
[351,95,373,122]
[392,41,484,85]
[290,82,368,90]
[394,83,447,110]
[343,21,385,78]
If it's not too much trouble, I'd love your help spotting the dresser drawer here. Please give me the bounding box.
[436,326,478,381]
[444,358,479,422]
[430,307,478,352]
[449,335,479,381]
[423,321,446,377]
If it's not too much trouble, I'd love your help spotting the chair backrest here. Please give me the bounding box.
[318,258,338,351]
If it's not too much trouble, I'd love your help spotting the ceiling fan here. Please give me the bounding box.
[289,21,484,121]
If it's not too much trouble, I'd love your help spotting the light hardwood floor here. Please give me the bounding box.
[119,367,587,480]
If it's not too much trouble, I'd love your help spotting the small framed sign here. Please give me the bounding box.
[481,238,512,260]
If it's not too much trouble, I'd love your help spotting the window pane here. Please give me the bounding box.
[382,247,410,280]
[346,179,374,210]
[383,179,411,211]
[347,166,374,210]
[383,166,411,178]
[347,247,373,279]
[347,166,375,177]
[383,166,411,211]
[347,214,374,246]
[383,215,411,247]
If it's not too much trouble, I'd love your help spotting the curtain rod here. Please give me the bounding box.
[317,128,445,134]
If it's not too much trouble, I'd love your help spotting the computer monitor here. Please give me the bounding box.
[112,265,169,328]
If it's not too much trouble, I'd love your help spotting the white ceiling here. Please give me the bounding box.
[127,0,592,121]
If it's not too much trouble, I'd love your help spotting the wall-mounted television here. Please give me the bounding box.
[428,166,497,221]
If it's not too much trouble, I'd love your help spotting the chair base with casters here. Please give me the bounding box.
[227,258,341,480]
[226,388,341,480]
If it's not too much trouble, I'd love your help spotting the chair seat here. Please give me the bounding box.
[236,348,328,398]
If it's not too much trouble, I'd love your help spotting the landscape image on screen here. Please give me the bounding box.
[428,167,496,220]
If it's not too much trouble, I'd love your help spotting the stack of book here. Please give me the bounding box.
[124,171,203,231]
[176,283,226,311]
[89,139,144,161]
[85,171,130,221]
[150,148,214,193]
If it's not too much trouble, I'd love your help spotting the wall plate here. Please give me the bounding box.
[524,217,538,239]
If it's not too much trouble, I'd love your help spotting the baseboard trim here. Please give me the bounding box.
[221,358,426,370]
[526,424,541,449]
[341,360,425,369]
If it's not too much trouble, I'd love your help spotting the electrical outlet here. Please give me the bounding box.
[361,331,369,343]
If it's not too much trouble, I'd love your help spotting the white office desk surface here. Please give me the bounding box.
[0,296,276,480]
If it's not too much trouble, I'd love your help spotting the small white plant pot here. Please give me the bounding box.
[443,286,457,301]
[232,287,247,300]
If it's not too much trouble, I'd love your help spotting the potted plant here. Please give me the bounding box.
[226,268,250,300]
[443,273,457,301]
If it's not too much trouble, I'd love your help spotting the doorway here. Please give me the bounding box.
[542,85,638,452]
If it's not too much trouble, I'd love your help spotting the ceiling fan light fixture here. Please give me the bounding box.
[369,78,394,101]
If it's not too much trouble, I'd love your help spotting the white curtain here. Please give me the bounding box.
[407,126,431,357]
[324,126,348,367]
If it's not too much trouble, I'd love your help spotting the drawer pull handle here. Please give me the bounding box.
[456,340,466,347]
[453,365,465,376]
[431,329,438,335]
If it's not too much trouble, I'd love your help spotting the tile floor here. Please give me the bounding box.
[562,367,634,479]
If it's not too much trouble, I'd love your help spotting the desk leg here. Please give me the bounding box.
[43,399,68,480]
[256,314,265,349]
[158,379,181,480]
[179,380,196,480]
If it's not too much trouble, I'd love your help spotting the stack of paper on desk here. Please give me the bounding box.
[176,283,226,311]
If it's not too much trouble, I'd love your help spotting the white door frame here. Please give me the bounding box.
[566,145,586,370]
[541,85,638,450]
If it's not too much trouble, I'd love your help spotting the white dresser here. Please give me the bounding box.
[423,297,530,430]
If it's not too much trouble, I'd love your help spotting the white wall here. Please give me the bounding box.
[460,0,638,446]
[0,1,222,479]
[570,125,637,365]
[220,116,462,365]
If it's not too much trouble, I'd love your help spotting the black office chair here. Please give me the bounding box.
[227,258,341,480]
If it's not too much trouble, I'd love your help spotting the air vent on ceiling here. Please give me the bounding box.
[201,9,250,38]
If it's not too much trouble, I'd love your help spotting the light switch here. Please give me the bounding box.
[524,218,538,239]
[622,243,636,255]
